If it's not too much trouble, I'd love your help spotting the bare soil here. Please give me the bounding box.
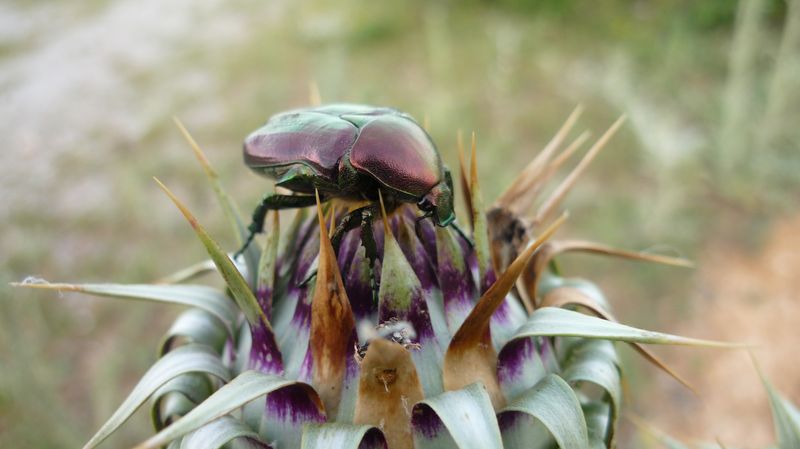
[646,214,800,447]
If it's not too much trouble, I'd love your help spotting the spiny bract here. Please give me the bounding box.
[19,105,725,449]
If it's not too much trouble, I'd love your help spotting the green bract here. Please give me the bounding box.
[17,107,741,449]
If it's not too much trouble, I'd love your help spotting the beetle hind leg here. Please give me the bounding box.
[235,193,319,259]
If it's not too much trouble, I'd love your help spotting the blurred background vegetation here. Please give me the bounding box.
[2,0,798,447]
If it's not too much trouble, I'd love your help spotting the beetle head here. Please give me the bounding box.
[419,170,455,227]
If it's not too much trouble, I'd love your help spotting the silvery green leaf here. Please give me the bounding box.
[562,339,621,445]
[513,307,741,347]
[134,370,322,449]
[499,374,589,449]
[83,344,229,449]
[157,259,217,285]
[151,373,215,430]
[180,416,271,449]
[411,382,503,449]
[758,364,800,449]
[160,308,229,355]
[301,423,387,449]
[14,282,238,338]
[156,179,269,331]
[173,118,261,286]
[581,401,611,447]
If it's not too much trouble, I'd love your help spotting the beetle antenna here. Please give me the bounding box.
[449,221,474,248]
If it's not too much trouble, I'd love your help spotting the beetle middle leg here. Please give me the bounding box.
[333,205,380,305]
[300,204,381,302]
[236,193,319,258]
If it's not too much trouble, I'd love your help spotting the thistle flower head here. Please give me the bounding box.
[16,107,732,449]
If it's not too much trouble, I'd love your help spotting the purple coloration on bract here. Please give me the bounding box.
[497,410,526,432]
[341,246,376,320]
[405,294,436,341]
[256,286,272,322]
[265,384,325,424]
[377,280,436,341]
[481,267,497,294]
[491,296,513,326]
[359,428,389,449]
[297,347,314,384]
[249,325,284,375]
[284,221,321,333]
[410,403,446,439]
[287,287,312,337]
[396,219,439,292]
[376,237,435,340]
[242,437,274,449]
[496,337,537,383]
[435,226,478,330]
[415,216,439,266]
[336,225,361,273]
[496,336,548,401]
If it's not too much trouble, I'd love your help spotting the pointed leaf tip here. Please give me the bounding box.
[315,188,327,239]
[171,122,258,275]
[534,115,625,225]
[444,213,566,408]
[453,211,567,346]
[468,131,492,287]
[470,131,478,191]
[154,178,269,330]
[311,190,355,417]
[456,130,474,229]
[172,118,217,180]
[495,104,584,210]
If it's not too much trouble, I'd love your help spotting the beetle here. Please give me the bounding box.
[236,104,464,296]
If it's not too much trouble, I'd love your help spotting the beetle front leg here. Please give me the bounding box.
[236,193,319,259]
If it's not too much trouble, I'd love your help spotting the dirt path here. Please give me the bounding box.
[646,214,800,447]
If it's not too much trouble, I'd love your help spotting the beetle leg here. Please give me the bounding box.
[299,204,374,289]
[449,221,474,248]
[358,208,379,306]
[235,193,319,259]
[330,206,368,254]
[328,205,380,305]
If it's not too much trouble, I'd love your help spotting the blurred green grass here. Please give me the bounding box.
[2,0,798,447]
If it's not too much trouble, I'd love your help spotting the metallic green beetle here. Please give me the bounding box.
[237,104,458,264]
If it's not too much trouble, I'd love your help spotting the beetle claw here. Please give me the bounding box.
[299,270,317,288]
[233,230,256,261]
